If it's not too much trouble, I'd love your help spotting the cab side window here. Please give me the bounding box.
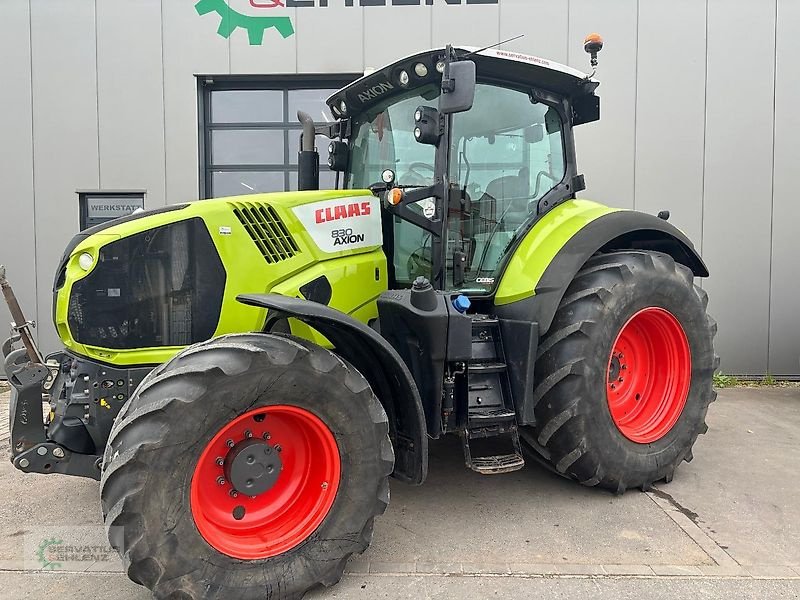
[448,84,566,290]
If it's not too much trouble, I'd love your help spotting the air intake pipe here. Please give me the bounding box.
[297,111,320,191]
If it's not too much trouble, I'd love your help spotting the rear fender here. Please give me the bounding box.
[495,203,708,335]
[237,294,428,485]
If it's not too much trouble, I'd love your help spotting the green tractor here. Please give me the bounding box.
[2,36,716,599]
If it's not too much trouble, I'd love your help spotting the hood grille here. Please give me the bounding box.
[229,201,300,264]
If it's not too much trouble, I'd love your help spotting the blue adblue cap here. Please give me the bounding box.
[452,295,471,314]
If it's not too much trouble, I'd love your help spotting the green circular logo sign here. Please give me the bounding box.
[195,0,295,45]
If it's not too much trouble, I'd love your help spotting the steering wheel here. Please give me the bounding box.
[407,247,433,281]
[401,162,435,186]
[406,235,433,281]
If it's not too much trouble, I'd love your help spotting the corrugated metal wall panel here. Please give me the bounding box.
[768,0,800,377]
[363,6,433,70]
[230,7,298,75]
[96,0,167,207]
[30,0,100,357]
[702,0,776,375]
[431,2,500,49]
[568,0,638,209]
[633,0,706,247]
[0,0,37,377]
[500,0,570,64]
[162,0,230,204]
[295,8,364,73]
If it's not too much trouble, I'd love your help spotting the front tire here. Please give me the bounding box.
[527,251,717,493]
[100,333,393,599]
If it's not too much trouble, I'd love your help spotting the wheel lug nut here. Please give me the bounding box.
[611,384,616,390]
[618,377,623,382]
[274,444,282,453]
[321,481,328,490]
[229,490,238,498]
[226,439,234,448]
[216,457,224,466]
[217,476,225,486]
[263,432,271,440]
[245,430,252,439]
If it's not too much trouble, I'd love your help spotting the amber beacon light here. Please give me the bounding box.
[584,32,604,68]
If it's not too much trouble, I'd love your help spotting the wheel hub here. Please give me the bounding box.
[224,439,283,496]
[190,405,341,560]
[606,307,692,444]
[608,354,622,383]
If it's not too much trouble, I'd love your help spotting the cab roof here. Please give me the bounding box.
[326,46,599,119]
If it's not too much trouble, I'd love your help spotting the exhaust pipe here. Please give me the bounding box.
[297,111,320,191]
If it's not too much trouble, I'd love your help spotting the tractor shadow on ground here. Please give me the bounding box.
[362,435,711,567]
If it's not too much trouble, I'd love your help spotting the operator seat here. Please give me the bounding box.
[475,167,532,228]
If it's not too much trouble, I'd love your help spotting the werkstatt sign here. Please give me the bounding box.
[86,199,145,219]
[195,0,499,45]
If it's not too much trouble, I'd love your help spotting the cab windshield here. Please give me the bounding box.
[345,81,566,292]
[346,84,441,190]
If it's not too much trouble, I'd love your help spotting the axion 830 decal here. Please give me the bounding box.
[293,197,383,253]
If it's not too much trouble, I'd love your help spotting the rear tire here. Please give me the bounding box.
[526,251,717,493]
[101,333,393,599]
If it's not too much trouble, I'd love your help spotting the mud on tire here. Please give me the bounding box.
[526,251,717,494]
[100,333,393,600]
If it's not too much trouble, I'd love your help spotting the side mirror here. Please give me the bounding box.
[327,140,349,172]
[413,106,441,146]
[439,60,476,115]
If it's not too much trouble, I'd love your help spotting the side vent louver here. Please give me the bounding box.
[229,201,300,264]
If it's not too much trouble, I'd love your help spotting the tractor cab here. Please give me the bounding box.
[318,46,600,293]
[277,45,608,473]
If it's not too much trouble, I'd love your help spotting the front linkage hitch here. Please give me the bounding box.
[1,266,102,480]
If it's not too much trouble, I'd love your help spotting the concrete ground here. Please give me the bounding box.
[0,385,798,599]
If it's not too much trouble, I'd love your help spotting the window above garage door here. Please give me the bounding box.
[199,76,359,199]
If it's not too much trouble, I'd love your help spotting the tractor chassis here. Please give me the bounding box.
[3,331,151,480]
[3,341,103,479]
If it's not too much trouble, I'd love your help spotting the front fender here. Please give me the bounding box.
[237,293,428,485]
[495,200,708,335]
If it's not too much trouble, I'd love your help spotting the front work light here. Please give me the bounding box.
[412,105,441,146]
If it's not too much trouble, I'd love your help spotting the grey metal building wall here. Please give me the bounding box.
[0,0,797,377]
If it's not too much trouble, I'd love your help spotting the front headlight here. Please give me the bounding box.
[78,252,94,271]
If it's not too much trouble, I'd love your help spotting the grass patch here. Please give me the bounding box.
[713,372,739,388]
[713,371,800,388]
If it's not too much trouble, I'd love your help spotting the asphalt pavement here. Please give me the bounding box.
[0,385,798,599]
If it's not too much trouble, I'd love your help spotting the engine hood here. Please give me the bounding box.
[54,189,385,366]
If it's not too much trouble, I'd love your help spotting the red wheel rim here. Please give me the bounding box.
[606,307,692,444]
[191,405,341,560]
